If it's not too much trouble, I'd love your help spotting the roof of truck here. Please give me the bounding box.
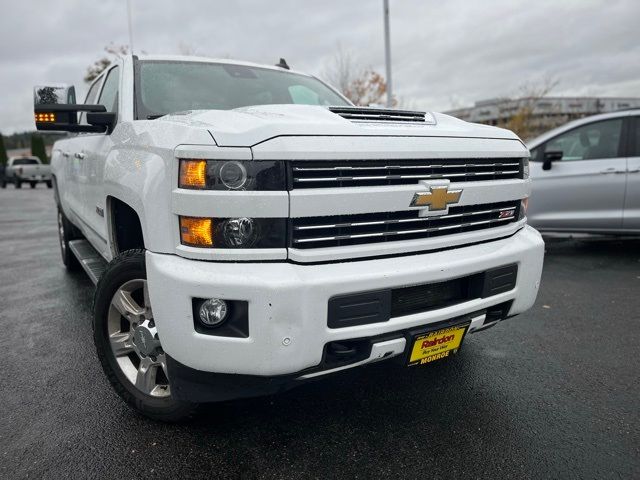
[132,54,313,78]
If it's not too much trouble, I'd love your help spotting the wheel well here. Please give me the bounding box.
[110,197,144,254]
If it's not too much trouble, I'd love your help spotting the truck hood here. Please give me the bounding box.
[158,104,521,147]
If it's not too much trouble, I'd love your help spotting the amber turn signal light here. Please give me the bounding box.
[179,160,207,189]
[180,216,213,247]
[35,112,56,123]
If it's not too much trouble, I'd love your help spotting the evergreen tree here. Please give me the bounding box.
[31,134,48,164]
[0,134,7,166]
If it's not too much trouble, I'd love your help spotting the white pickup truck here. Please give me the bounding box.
[2,156,52,189]
[34,55,544,421]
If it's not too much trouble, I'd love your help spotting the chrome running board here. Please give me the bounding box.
[68,239,108,285]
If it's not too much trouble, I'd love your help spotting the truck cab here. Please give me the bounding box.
[35,55,544,421]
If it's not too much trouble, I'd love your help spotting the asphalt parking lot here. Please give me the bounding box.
[1,187,639,479]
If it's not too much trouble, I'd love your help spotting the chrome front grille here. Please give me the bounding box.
[290,158,524,189]
[290,201,520,249]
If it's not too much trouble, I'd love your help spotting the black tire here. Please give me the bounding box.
[57,208,81,271]
[30,182,37,189]
[46,180,52,189]
[1,180,5,189]
[93,250,197,422]
[14,179,21,189]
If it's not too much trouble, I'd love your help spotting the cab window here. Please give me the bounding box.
[631,117,640,156]
[80,76,103,125]
[544,119,623,161]
[98,66,120,114]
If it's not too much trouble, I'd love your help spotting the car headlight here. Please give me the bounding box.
[179,159,286,191]
[180,216,286,248]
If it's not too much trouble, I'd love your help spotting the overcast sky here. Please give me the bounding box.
[1,0,639,134]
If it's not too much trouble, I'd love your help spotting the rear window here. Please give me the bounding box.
[12,158,39,165]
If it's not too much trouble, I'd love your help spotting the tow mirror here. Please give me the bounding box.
[33,84,116,134]
[543,150,563,170]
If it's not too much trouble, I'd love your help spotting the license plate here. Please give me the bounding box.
[407,323,470,366]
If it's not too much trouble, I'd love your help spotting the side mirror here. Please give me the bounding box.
[33,84,116,134]
[542,150,563,171]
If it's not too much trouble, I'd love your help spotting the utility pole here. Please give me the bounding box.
[383,0,393,107]
[127,0,135,54]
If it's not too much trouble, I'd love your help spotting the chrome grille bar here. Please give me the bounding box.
[294,206,516,231]
[293,162,520,172]
[294,170,520,183]
[290,158,524,189]
[290,201,520,249]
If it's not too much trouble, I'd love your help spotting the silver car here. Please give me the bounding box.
[527,109,640,235]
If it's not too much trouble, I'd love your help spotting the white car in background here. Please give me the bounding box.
[527,109,640,235]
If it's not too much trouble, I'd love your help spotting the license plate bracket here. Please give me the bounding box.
[406,319,471,366]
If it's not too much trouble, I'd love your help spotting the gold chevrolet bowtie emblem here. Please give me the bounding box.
[410,185,463,211]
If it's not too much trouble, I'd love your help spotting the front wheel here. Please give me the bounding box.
[93,250,197,422]
[14,179,21,189]
[0,179,5,189]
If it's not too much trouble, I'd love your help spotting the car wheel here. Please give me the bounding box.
[57,208,80,271]
[14,179,21,189]
[46,180,52,189]
[93,249,197,422]
[30,182,37,189]
[1,180,5,189]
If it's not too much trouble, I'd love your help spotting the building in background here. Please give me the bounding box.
[445,97,640,140]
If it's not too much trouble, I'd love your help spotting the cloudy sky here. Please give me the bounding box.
[1,0,639,134]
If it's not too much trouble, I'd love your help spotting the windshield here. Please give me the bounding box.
[135,61,350,119]
[13,158,39,165]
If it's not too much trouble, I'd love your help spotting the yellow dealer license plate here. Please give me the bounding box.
[407,323,470,366]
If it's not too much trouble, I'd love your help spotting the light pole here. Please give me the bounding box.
[127,0,135,53]
[383,0,393,107]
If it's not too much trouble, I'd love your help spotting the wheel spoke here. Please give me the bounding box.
[135,357,158,395]
[142,280,153,319]
[109,332,134,357]
[157,353,169,379]
[112,287,146,319]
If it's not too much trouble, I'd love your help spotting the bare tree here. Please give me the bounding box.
[500,76,559,140]
[321,45,395,107]
[84,44,129,83]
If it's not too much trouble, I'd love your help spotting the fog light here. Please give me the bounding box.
[198,298,228,327]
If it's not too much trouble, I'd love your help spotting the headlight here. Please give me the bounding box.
[179,159,286,191]
[180,216,286,248]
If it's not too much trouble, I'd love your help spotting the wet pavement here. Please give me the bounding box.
[1,187,639,479]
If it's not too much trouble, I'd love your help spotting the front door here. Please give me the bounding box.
[81,65,120,255]
[623,116,640,231]
[529,118,627,233]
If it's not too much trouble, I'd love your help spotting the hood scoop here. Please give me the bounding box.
[328,106,436,125]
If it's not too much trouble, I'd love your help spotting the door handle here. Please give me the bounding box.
[74,152,86,160]
[599,167,625,174]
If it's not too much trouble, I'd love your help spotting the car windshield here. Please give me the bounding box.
[13,158,39,165]
[135,61,350,119]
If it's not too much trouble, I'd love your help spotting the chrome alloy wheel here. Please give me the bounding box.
[107,279,170,398]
